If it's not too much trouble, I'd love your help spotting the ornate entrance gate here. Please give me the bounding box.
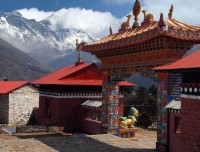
[78,0,200,151]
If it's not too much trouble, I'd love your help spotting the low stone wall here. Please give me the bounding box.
[16,125,58,133]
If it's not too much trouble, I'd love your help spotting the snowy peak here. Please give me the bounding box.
[0,11,95,64]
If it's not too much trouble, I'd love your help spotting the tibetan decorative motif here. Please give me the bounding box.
[157,73,168,144]
[168,73,182,102]
[168,4,174,19]
[121,14,132,30]
[102,82,119,133]
[132,0,141,28]
[142,10,154,22]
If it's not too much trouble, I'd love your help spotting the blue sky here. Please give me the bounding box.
[0,0,133,18]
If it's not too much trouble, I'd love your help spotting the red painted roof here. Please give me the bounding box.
[0,81,29,94]
[154,50,200,71]
[52,80,135,86]
[32,63,136,87]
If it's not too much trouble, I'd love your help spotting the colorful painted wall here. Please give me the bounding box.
[102,82,119,134]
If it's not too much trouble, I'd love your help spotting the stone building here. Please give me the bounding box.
[0,81,39,126]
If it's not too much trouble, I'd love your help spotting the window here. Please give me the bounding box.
[85,111,101,122]
[174,116,181,134]
[45,98,51,118]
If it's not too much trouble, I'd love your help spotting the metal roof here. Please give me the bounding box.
[0,81,29,94]
[82,100,102,108]
[154,50,200,71]
[32,62,136,87]
[165,100,181,110]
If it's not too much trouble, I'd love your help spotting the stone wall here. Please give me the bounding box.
[16,125,58,133]
[9,85,39,126]
[181,98,200,152]
[0,95,9,124]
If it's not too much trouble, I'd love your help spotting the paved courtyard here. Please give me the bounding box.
[0,129,156,152]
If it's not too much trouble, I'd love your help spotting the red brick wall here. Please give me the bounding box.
[181,98,200,152]
[39,96,124,134]
[39,96,101,132]
[169,112,183,152]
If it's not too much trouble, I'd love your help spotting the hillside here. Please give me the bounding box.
[0,38,51,81]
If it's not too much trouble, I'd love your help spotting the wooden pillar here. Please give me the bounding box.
[156,72,168,151]
[101,71,119,134]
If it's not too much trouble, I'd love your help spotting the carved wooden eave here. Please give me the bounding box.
[81,18,200,53]
[80,11,200,74]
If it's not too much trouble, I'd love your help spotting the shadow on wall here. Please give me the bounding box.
[28,107,39,125]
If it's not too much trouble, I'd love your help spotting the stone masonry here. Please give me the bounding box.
[8,85,39,126]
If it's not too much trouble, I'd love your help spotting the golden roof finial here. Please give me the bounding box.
[132,0,141,28]
[109,26,113,35]
[168,4,174,19]
[142,10,154,22]
[121,14,132,30]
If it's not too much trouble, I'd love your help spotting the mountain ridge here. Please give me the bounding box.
[0,38,51,81]
[0,11,95,64]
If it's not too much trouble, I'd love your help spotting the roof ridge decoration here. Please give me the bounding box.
[120,14,132,30]
[132,0,141,29]
[76,39,84,66]
[158,13,167,33]
[141,10,154,23]
[168,4,174,19]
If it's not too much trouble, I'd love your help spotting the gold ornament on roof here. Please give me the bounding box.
[142,10,154,22]
[168,4,174,19]
[121,14,132,29]
[132,0,141,28]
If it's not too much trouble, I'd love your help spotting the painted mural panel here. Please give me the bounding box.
[102,82,119,133]
[168,73,182,102]
[157,73,168,144]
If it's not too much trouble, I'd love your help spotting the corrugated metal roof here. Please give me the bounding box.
[32,63,92,84]
[154,50,200,71]
[32,62,136,87]
[0,81,29,94]
[82,100,102,108]
[165,100,181,110]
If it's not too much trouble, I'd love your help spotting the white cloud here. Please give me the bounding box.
[141,0,200,26]
[47,8,121,38]
[17,8,53,22]
[17,0,200,39]
[103,0,131,5]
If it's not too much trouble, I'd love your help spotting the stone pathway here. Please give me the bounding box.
[0,129,156,152]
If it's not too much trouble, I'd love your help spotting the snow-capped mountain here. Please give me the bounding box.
[0,11,95,64]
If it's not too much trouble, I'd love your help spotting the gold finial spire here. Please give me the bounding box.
[168,4,174,19]
[132,0,141,28]
[109,26,113,35]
